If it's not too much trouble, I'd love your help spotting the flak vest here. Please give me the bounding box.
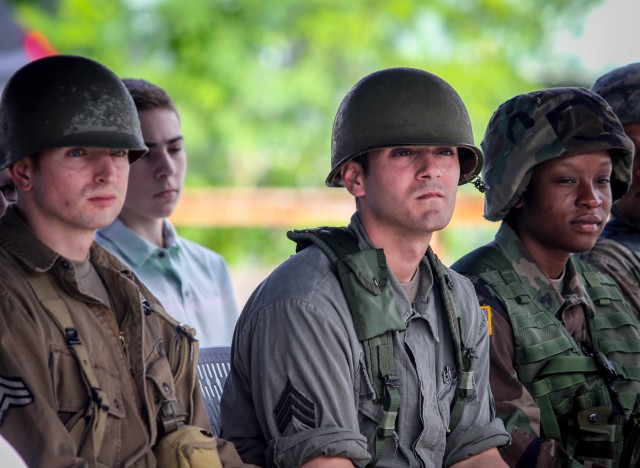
[454,245,640,467]
[287,227,476,466]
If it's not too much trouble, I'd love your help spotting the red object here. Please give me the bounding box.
[24,31,57,59]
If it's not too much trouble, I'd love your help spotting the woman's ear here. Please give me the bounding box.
[341,159,365,197]
[9,156,35,193]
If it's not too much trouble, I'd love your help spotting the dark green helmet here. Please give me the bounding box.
[592,62,640,125]
[0,54,147,170]
[481,87,634,221]
[326,67,482,187]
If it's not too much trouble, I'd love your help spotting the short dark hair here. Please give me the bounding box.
[122,78,178,116]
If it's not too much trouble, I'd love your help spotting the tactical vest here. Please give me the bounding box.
[454,244,640,467]
[287,226,477,465]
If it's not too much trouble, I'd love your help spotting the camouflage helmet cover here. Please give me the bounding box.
[327,67,482,187]
[0,54,147,170]
[482,87,634,221]
[592,62,640,125]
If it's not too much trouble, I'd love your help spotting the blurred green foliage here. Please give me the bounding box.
[8,0,603,271]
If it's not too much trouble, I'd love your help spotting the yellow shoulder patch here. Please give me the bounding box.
[480,305,492,335]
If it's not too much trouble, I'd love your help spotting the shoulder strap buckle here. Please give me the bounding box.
[65,327,81,345]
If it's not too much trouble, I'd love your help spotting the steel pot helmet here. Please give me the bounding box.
[481,87,634,221]
[592,62,640,125]
[0,54,147,170]
[327,67,483,187]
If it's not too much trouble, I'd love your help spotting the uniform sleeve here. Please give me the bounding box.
[470,277,576,466]
[0,294,87,467]
[220,288,370,467]
[578,241,640,321]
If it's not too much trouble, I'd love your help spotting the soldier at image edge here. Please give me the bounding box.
[220,67,510,467]
[578,62,640,321]
[0,54,250,467]
[452,86,640,466]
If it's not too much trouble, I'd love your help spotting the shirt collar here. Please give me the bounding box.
[494,222,590,310]
[98,218,180,267]
[0,205,61,273]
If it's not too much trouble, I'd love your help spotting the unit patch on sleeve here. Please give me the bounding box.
[480,305,493,335]
[274,378,317,434]
[0,375,34,425]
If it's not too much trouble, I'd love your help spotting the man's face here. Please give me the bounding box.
[24,146,130,232]
[515,150,612,258]
[352,145,460,239]
[119,108,186,223]
[0,168,17,216]
[613,122,640,223]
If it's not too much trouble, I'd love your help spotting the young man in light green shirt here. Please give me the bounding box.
[97,79,238,346]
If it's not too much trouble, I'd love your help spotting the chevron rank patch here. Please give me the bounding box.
[480,305,493,335]
[274,378,317,434]
[0,375,34,425]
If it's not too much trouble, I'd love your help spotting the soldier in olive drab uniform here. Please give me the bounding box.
[452,88,640,466]
[220,67,510,467]
[0,55,215,466]
[579,63,640,321]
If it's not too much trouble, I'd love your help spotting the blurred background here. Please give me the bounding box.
[1,0,638,306]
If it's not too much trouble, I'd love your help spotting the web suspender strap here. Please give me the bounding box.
[363,333,401,464]
[147,301,199,427]
[139,298,199,433]
[427,248,476,431]
[288,227,404,463]
[24,271,110,465]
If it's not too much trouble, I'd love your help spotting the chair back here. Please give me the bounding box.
[196,346,231,436]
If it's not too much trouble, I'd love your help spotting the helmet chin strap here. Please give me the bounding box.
[469,175,489,193]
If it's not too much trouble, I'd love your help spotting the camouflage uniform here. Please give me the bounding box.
[579,63,640,320]
[452,87,640,467]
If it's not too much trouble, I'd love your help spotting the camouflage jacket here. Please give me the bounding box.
[452,223,640,467]
[578,206,640,321]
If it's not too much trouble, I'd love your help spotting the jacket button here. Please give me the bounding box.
[589,413,598,423]
[162,383,171,393]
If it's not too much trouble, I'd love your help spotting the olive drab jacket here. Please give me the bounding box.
[0,206,211,467]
